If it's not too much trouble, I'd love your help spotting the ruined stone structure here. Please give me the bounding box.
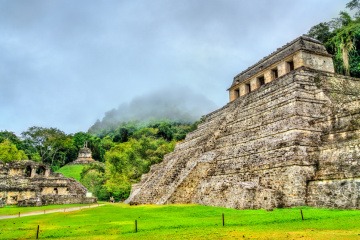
[127,36,360,209]
[0,160,96,206]
[70,142,96,165]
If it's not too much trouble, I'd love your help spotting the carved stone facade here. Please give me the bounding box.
[0,160,96,206]
[127,36,360,209]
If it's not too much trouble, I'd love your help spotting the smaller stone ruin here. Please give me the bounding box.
[70,142,96,165]
[0,160,97,207]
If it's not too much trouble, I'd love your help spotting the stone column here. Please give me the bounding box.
[277,62,287,77]
[45,168,51,177]
[264,70,273,84]
[31,168,36,178]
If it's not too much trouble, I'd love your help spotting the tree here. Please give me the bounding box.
[347,0,360,18]
[104,135,176,200]
[330,21,360,75]
[308,1,360,77]
[80,163,109,200]
[0,130,41,161]
[113,128,130,143]
[21,127,72,168]
[100,136,115,151]
[308,22,333,44]
[72,132,106,162]
[0,140,28,163]
[72,132,92,149]
[89,136,106,162]
[0,131,21,145]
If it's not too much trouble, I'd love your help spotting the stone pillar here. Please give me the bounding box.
[31,168,36,178]
[293,51,304,69]
[250,78,257,91]
[264,70,272,84]
[240,84,247,96]
[229,88,239,101]
[45,169,51,177]
[277,62,287,77]
[229,90,233,102]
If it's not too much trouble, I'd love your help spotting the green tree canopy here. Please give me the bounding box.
[308,1,360,77]
[104,135,176,201]
[80,163,109,201]
[21,126,75,169]
[0,139,28,163]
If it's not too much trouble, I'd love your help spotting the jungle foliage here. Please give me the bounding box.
[308,0,360,77]
[80,120,197,201]
[0,139,28,163]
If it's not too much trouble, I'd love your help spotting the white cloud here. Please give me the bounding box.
[0,0,349,134]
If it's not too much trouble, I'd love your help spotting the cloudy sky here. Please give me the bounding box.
[0,0,348,134]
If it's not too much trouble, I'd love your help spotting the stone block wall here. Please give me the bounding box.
[0,160,97,206]
[127,67,360,209]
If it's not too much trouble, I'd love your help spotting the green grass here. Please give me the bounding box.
[1,204,360,239]
[0,203,95,216]
[55,164,84,181]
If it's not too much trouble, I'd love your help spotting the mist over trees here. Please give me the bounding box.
[89,87,217,135]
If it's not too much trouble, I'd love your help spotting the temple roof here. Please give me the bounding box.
[229,35,331,89]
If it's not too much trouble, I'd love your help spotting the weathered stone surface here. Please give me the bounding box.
[228,35,334,101]
[69,144,97,165]
[126,37,360,209]
[231,35,333,87]
[0,160,96,206]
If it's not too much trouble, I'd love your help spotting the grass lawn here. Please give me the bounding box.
[55,164,84,181]
[1,203,360,239]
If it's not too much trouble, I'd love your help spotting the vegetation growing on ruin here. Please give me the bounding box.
[308,0,360,77]
[1,203,360,239]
